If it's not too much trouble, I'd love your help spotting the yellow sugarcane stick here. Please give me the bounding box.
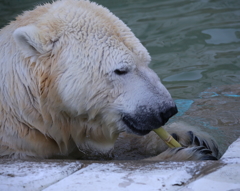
[153,127,182,148]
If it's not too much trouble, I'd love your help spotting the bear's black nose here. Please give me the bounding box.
[122,104,178,135]
[160,105,178,124]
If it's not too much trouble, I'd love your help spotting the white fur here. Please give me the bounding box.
[0,0,174,159]
[13,25,54,60]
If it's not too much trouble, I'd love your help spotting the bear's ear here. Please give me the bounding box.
[13,25,53,60]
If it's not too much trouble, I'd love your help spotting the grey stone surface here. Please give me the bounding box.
[42,161,213,191]
[179,138,240,191]
[0,138,239,191]
[0,160,83,191]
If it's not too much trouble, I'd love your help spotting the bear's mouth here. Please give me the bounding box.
[122,116,151,136]
[121,105,178,136]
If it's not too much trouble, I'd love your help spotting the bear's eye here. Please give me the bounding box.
[114,69,128,75]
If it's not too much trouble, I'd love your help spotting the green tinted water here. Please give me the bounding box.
[0,0,240,154]
[1,0,239,99]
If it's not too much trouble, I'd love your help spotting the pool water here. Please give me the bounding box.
[0,0,239,158]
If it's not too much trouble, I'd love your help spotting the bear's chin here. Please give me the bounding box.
[128,127,151,136]
[122,118,151,136]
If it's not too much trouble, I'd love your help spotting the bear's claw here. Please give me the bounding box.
[191,146,218,160]
[169,130,220,160]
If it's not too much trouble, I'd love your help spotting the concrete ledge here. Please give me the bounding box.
[0,137,239,191]
[42,161,216,191]
[179,138,240,191]
[0,160,83,191]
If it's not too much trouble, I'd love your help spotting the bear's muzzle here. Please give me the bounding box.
[122,104,178,135]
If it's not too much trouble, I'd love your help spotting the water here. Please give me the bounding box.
[1,0,239,99]
[0,0,239,158]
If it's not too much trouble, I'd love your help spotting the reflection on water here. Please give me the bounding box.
[174,99,193,117]
[0,0,239,157]
[202,28,240,45]
[163,70,205,82]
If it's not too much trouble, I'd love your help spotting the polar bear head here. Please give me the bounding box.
[11,0,177,154]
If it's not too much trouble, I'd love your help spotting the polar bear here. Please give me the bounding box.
[0,0,219,160]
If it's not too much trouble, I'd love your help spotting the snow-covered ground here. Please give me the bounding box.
[0,137,240,191]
